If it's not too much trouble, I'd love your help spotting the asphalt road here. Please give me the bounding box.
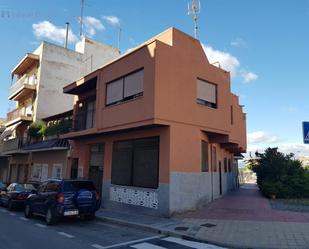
[0,206,224,249]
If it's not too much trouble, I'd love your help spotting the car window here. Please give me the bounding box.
[15,184,26,192]
[45,182,60,192]
[63,181,96,192]
[37,182,48,192]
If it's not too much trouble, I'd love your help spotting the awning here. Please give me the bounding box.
[0,122,21,140]
[23,139,69,152]
[11,53,39,76]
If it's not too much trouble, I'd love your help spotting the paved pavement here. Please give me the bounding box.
[97,184,309,249]
[0,206,224,249]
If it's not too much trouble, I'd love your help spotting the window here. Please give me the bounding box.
[85,101,96,129]
[197,79,217,108]
[111,137,159,189]
[224,158,228,172]
[52,164,62,179]
[106,69,144,106]
[201,141,209,172]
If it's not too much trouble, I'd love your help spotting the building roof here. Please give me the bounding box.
[23,139,69,152]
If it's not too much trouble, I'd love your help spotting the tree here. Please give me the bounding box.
[246,147,309,198]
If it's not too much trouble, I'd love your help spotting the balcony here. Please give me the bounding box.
[9,74,37,100]
[73,110,96,131]
[1,137,24,154]
[6,107,33,127]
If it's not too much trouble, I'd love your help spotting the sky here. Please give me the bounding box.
[0,0,309,157]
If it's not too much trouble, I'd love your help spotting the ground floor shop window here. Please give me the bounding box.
[111,137,159,189]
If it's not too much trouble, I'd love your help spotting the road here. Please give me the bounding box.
[0,206,225,249]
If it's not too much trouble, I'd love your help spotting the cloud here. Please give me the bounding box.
[32,21,78,44]
[202,43,258,83]
[248,131,280,144]
[102,15,120,27]
[231,37,247,48]
[82,16,105,37]
[241,71,258,83]
[202,44,240,77]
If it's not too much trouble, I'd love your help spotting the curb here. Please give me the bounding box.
[95,215,244,249]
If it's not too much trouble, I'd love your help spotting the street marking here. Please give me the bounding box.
[0,209,8,213]
[9,212,16,216]
[96,235,163,249]
[91,244,105,249]
[58,232,75,238]
[131,243,165,249]
[35,223,47,228]
[20,217,29,221]
[163,237,227,249]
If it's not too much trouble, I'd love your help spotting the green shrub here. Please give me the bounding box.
[246,147,309,199]
[28,121,46,139]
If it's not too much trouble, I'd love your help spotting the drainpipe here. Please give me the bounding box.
[64,22,69,49]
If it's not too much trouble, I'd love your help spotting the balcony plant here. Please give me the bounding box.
[45,119,72,137]
[28,121,46,142]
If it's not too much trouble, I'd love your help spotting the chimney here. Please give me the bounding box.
[64,22,69,49]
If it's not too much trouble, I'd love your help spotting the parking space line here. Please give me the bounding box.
[91,244,105,249]
[9,212,16,216]
[20,217,29,221]
[96,235,164,249]
[58,232,75,238]
[35,223,47,228]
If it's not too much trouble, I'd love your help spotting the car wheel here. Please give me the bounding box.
[45,208,58,225]
[24,203,33,218]
[7,200,14,211]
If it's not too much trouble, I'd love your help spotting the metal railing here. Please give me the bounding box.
[73,109,96,131]
[7,107,32,122]
[9,74,37,97]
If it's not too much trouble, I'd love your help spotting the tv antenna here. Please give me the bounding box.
[79,0,85,37]
[188,0,201,39]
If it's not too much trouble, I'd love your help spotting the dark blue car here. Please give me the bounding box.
[24,179,101,225]
[0,183,37,210]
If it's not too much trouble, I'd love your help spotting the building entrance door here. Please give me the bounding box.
[89,144,104,193]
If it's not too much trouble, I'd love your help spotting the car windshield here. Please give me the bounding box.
[63,181,96,192]
[15,184,36,192]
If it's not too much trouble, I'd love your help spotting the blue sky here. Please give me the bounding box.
[0,0,309,156]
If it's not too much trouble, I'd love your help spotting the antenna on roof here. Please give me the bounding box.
[117,26,122,54]
[187,0,201,39]
[79,0,85,37]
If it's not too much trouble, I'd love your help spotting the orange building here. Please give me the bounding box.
[62,28,246,216]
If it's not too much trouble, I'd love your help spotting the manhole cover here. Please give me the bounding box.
[174,226,189,231]
[200,223,216,228]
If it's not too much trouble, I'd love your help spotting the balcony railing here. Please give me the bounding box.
[7,107,33,123]
[9,74,37,99]
[73,110,96,131]
[2,137,24,153]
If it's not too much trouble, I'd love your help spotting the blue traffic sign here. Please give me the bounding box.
[303,122,309,144]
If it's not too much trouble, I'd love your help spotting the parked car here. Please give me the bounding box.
[24,179,101,225]
[0,182,7,191]
[0,183,37,210]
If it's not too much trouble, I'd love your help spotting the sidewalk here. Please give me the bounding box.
[96,184,309,249]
